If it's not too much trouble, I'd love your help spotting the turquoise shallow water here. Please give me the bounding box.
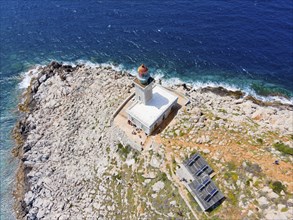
[0,0,293,218]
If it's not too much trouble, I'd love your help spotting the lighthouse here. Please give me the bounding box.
[134,64,154,105]
[127,64,178,135]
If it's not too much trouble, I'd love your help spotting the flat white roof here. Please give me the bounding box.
[127,85,178,128]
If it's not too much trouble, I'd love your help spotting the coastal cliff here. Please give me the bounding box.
[13,62,293,219]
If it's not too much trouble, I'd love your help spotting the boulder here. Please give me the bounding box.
[175,130,181,136]
[150,156,161,168]
[170,200,176,206]
[36,209,45,219]
[277,204,286,211]
[261,186,272,193]
[152,181,165,192]
[39,74,47,84]
[50,61,62,69]
[151,194,157,199]
[31,80,40,93]
[24,191,34,206]
[247,210,254,217]
[264,209,287,220]
[257,196,269,207]
[203,149,210,154]
[268,191,279,199]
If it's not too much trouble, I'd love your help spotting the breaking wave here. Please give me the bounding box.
[18,65,44,89]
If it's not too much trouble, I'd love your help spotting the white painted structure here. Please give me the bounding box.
[134,78,154,105]
[127,77,178,135]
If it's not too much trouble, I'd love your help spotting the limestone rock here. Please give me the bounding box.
[264,209,288,220]
[150,155,161,168]
[203,149,210,154]
[268,191,279,199]
[152,181,165,192]
[257,196,269,207]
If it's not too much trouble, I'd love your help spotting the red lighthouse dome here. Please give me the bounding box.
[138,64,148,77]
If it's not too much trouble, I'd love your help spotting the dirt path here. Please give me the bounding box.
[154,136,200,220]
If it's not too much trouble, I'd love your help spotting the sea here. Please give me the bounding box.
[0,0,292,218]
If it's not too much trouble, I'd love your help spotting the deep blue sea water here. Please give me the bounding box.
[1,0,292,218]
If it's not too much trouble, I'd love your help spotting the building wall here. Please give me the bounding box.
[134,86,143,103]
[135,83,153,104]
[128,115,151,135]
[144,85,153,103]
[128,97,177,135]
[149,102,174,133]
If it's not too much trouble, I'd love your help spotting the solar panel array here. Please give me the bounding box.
[184,153,225,211]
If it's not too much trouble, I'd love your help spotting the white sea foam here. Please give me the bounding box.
[242,88,293,105]
[18,65,44,89]
[161,77,185,87]
[128,68,138,76]
[152,69,165,81]
[61,61,78,67]
[191,81,241,92]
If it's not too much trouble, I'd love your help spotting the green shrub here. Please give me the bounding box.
[270,181,286,194]
[159,172,168,182]
[253,180,261,188]
[219,109,227,114]
[224,171,238,182]
[227,162,237,170]
[273,142,293,155]
[227,191,237,206]
[113,173,122,180]
[133,151,139,162]
[231,173,239,182]
[117,142,124,149]
[172,157,176,166]
[117,142,131,157]
[166,164,172,177]
[256,138,263,145]
[215,116,221,120]
[246,178,252,186]
[281,207,288,212]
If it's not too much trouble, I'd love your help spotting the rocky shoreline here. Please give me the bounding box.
[13,62,137,219]
[13,62,293,219]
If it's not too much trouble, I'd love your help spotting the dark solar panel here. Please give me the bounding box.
[184,153,224,211]
[195,165,208,176]
[184,154,214,177]
[187,154,200,166]
[208,189,219,202]
[204,194,210,201]
[197,178,211,191]
[205,189,218,202]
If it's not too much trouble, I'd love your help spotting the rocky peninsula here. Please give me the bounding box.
[13,62,293,219]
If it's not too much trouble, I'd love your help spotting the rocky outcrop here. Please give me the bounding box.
[13,62,136,219]
[13,61,293,219]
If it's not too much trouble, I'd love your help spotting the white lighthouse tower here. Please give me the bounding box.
[134,64,154,104]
